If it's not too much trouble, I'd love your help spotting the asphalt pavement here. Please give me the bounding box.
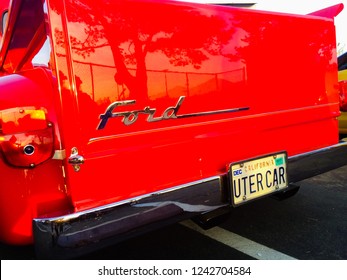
[1,165,346,260]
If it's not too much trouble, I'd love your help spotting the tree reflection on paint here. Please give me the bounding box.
[52,0,235,103]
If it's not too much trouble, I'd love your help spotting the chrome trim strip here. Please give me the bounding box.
[90,103,337,143]
[34,176,225,258]
[287,141,347,183]
[176,107,249,119]
[97,95,250,129]
[33,141,347,258]
[38,176,222,223]
[52,149,66,160]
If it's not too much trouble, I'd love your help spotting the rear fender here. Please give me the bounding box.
[0,68,73,245]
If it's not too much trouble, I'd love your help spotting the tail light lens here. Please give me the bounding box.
[339,80,347,112]
[0,107,54,168]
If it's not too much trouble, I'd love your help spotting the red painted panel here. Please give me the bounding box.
[0,69,72,244]
[46,0,340,211]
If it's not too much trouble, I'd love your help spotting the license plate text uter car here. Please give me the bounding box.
[230,152,288,206]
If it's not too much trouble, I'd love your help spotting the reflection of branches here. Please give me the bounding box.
[52,0,235,101]
[55,28,109,58]
[68,57,246,102]
[164,48,208,69]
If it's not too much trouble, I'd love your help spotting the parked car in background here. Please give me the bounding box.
[338,52,347,135]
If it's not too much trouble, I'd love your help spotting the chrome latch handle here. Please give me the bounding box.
[68,147,84,172]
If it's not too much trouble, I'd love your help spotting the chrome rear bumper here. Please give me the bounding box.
[33,141,347,258]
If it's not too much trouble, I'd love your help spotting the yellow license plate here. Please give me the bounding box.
[230,152,288,206]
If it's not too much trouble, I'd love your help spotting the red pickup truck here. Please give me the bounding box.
[1,0,346,258]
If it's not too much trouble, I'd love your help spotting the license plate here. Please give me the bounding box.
[229,152,288,206]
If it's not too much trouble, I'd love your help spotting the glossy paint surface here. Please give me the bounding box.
[0,0,341,245]
[46,0,340,211]
[0,0,73,244]
[0,69,72,244]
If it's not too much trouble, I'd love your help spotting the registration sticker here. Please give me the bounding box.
[229,152,288,206]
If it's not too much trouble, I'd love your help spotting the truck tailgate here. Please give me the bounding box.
[49,0,340,211]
